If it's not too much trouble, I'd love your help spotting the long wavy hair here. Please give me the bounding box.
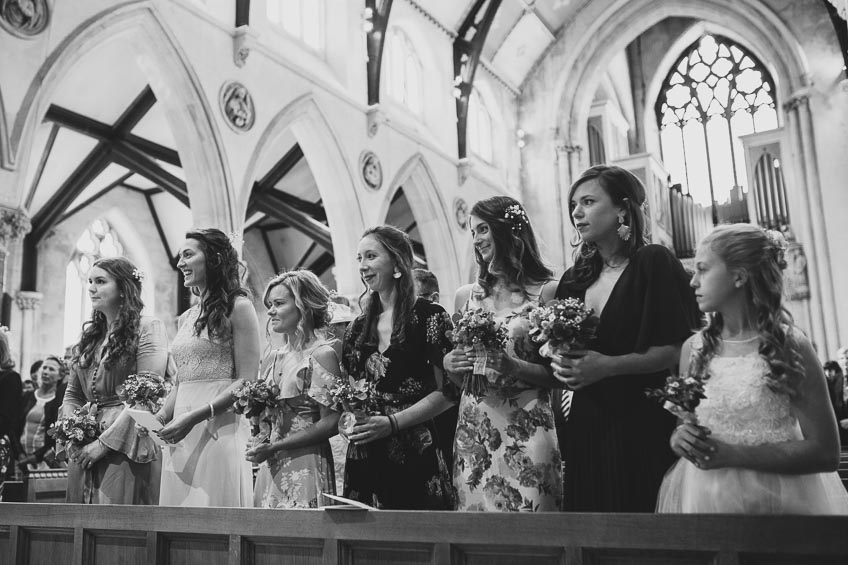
[687,224,804,396]
[470,196,552,297]
[561,165,648,292]
[263,270,332,351]
[73,256,144,370]
[186,228,249,339]
[355,225,417,348]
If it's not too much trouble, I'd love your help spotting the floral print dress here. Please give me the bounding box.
[453,285,562,512]
[253,338,338,509]
[342,298,456,510]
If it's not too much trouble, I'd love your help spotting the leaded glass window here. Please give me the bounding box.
[656,35,778,223]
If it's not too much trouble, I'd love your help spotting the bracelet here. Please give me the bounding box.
[388,414,399,435]
[208,402,215,420]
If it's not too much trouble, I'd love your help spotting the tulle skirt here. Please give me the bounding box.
[657,458,848,515]
[159,380,253,507]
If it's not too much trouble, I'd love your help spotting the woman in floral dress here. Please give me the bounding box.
[247,270,341,508]
[443,196,562,512]
[342,225,455,510]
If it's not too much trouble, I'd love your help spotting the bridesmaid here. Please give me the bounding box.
[158,228,260,507]
[62,257,168,504]
[546,165,699,512]
[341,226,455,509]
[247,270,342,508]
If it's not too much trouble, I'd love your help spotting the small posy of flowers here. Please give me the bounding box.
[48,404,103,447]
[132,268,145,283]
[646,372,706,423]
[503,204,529,235]
[232,379,280,437]
[328,373,379,414]
[527,298,599,358]
[117,371,171,412]
[448,308,509,350]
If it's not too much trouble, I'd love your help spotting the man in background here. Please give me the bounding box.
[412,269,439,304]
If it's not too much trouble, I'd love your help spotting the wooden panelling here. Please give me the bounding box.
[581,548,714,565]
[17,527,74,565]
[0,505,846,565]
[83,530,147,565]
[242,536,323,565]
[451,543,563,565]
[339,541,432,565]
[159,533,229,565]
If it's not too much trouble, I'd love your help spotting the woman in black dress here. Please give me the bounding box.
[341,225,455,509]
[543,165,699,512]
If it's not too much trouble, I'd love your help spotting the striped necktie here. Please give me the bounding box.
[559,388,573,421]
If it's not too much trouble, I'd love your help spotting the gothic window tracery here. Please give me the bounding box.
[657,35,778,221]
[386,27,422,115]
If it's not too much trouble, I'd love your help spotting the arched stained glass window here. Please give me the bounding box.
[656,35,778,223]
[468,89,493,163]
[386,28,422,114]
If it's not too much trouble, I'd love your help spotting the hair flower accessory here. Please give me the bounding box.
[503,204,529,235]
[764,229,789,270]
[132,268,145,283]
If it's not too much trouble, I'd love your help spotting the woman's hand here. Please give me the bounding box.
[245,441,278,464]
[467,348,515,374]
[550,350,612,390]
[443,349,472,374]
[157,412,199,444]
[74,440,109,470]
[670,422,715,467]
[348,415,392,445]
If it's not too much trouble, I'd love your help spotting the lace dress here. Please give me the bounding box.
[253,339,337,508]
[657,337,848,514]
[453,285,562,512]
[159,305,253,507]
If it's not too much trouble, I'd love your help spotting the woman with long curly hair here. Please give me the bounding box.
[547,165,699,512]
[62,256,168,504]
[340,225,455,509]
[247,270,342,508]
[658,224,848,514]
[157,228,260,507]
[442,196,563,512]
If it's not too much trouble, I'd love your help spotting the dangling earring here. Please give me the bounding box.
[392,271,402,279]
[617,213,631,241]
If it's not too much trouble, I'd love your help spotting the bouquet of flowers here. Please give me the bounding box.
[48,404,103,447]
[232,379,280,437]
[447,308,510,397]
[329,373,380,459]
[646,372,706,424]
[527,298,599,358]
[116,371,171,412]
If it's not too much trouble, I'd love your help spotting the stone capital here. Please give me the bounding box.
[15,290,43,311]
[783,87,812,112]
[0,206,31,249]
[232,25,259,68]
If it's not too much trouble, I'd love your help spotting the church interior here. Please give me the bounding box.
[1,0,848,563]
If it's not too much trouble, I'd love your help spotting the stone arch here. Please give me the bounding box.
[379,153,462,302]
[550,0,809,159]
[9,1,234,228]
[240,93,363,295]
[0,87,10,170]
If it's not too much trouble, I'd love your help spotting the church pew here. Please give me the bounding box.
[0,503,846,564]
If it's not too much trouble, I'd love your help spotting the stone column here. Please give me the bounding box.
[0,206,32,324]
[15,290,43,378]
[784,91,840,356]
[555,140,582,270]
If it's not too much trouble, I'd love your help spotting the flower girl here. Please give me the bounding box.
[657,224,848,514]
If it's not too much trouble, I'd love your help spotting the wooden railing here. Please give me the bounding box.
[0,503,847,564]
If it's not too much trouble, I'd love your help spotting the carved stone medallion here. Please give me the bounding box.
[0,0,49,38]
[360,151,383,191]
[219,81,255,132]
[453,198,469,230]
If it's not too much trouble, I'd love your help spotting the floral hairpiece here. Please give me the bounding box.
[227,230,244,250]
[504,204,529,235]
[132,268,145,283]
[764,229,789,270]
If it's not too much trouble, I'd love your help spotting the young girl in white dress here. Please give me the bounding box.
[657,224,848,514]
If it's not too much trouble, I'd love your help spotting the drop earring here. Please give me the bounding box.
[617,213,631,241]
[392,271,402,279]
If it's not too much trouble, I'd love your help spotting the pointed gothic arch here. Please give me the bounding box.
[380,153,461,302]
[8,1,234,228]
[240,93,363,294]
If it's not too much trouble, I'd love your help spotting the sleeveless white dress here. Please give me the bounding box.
[159,305,253,507]
[658,336,848,514]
